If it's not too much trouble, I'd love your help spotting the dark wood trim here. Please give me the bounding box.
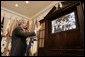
[45,2,80,20]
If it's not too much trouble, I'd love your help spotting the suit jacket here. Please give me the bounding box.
[10,26,36,56]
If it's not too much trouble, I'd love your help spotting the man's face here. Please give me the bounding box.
[22,21,27,29]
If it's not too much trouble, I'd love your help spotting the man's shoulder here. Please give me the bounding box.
[14,26,22,31]
[16,26,21,29]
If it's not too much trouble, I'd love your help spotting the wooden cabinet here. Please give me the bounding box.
[38,20,45,48]
[38,2,84,56]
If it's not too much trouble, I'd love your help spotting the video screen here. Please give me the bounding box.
[52,12,76,33]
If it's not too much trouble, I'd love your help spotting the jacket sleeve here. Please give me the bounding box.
[14,27,36,38]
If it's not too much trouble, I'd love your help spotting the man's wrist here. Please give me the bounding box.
[34,30,37,34]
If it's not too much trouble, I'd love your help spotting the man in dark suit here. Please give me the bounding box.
[10,20,37,56]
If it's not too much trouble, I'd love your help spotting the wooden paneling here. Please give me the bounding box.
[38,2,84,56]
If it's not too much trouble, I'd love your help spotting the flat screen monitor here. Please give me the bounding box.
[52,12,77,33]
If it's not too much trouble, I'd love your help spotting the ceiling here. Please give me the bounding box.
[1,1,54,18]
